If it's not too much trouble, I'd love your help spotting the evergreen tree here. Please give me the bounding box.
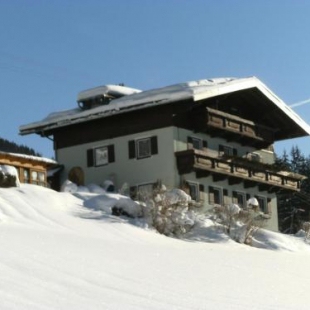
[0,137,41,157]
[277,146,310,233]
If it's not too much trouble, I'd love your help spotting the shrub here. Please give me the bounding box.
[211,203,270,245]
[139,182,198,237]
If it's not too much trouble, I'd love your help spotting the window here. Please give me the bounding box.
[38,172,45,186]
[255,195,267,213]
[187,137,207,150]
[95,146,109,166]
[187,182,199,201]
[128,136,158,159]
[130,182,155,200]
[31,171,38,183]
[137,138,151,158]
[232,191,246,208]
[219,144,237,157]
[87,145,115,167]
[23,168,30,183]
[182,181,204,202]
[209,186,222,205]
[21,169,46,186]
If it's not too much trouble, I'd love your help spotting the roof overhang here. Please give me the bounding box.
[19,77,310,141]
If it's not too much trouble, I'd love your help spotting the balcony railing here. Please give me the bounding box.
[204,107,275,147]
[175,149,305,192]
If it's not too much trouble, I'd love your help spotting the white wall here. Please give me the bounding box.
[56,127,177,190]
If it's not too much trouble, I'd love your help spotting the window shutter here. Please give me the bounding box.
[203,140,208,148]
[87,149,94,167]
[151,136,158,155]
[233,148,237,156]
[187,136,193,149]
[130,186,137,200]
[108,145,115,163]
[128,140,136,159]
[232,191,238,204]
[199,184,205,201]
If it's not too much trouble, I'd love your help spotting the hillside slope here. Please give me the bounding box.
[1,185,310,310]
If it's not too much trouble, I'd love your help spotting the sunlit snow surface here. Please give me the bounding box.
[1,184,310,310]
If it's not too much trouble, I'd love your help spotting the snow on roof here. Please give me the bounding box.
[19,77,310,137]
[77,84,142,102]
[0,151,57,165]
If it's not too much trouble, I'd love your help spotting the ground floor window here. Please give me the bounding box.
[209,186,222,205]
[255,195,267,213]
[232,191,246,208]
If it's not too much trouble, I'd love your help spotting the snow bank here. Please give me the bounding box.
[1,184,310,310]
[0,164,20,187]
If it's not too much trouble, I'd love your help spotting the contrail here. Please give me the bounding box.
[289,98,310,108]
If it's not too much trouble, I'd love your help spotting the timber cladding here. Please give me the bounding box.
[52,100,193,149]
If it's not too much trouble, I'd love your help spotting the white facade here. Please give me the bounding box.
[57,127,178,190]
[57,125,279,231]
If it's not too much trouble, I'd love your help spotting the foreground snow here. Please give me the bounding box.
[1,185,310,309]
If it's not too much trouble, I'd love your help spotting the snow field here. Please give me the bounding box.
[1,185,310,309]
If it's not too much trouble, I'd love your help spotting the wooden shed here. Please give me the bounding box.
[0,151,61,189]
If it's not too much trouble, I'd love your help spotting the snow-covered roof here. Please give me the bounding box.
[19,77,310,138]
[0,151,57,165]
[77,84,142,102]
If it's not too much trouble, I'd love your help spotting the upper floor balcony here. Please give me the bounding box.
[175,148,305,193]
[193,107,276,148]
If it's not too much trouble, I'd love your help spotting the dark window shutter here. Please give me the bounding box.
[199,184,204,201]
[223,188,229,205]
[187,136,193,144]
[219,145,224,154]
[128,140,136,159]
[108,145,115,163]
[87,149,94,167]
[232,191,238,203]
[203,140,208,148]
[129,186,137,200]
[233,148,237,156]
[151,136,158,155]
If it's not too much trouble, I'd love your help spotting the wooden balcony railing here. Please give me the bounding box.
[175,149,305,192]
[204,107,275,147]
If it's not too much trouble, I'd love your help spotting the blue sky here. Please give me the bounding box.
[1,0,310,158]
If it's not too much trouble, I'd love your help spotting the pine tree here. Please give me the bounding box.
[0,137,41,157]
[277,146,310,233]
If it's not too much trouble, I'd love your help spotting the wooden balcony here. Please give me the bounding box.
[175,149,305,193]
[202,107,275,148]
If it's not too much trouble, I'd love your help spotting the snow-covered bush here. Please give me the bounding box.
[0,165,20,188]
[60,180,78,193]
[139,183,198,237]
[211,200,270,245]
